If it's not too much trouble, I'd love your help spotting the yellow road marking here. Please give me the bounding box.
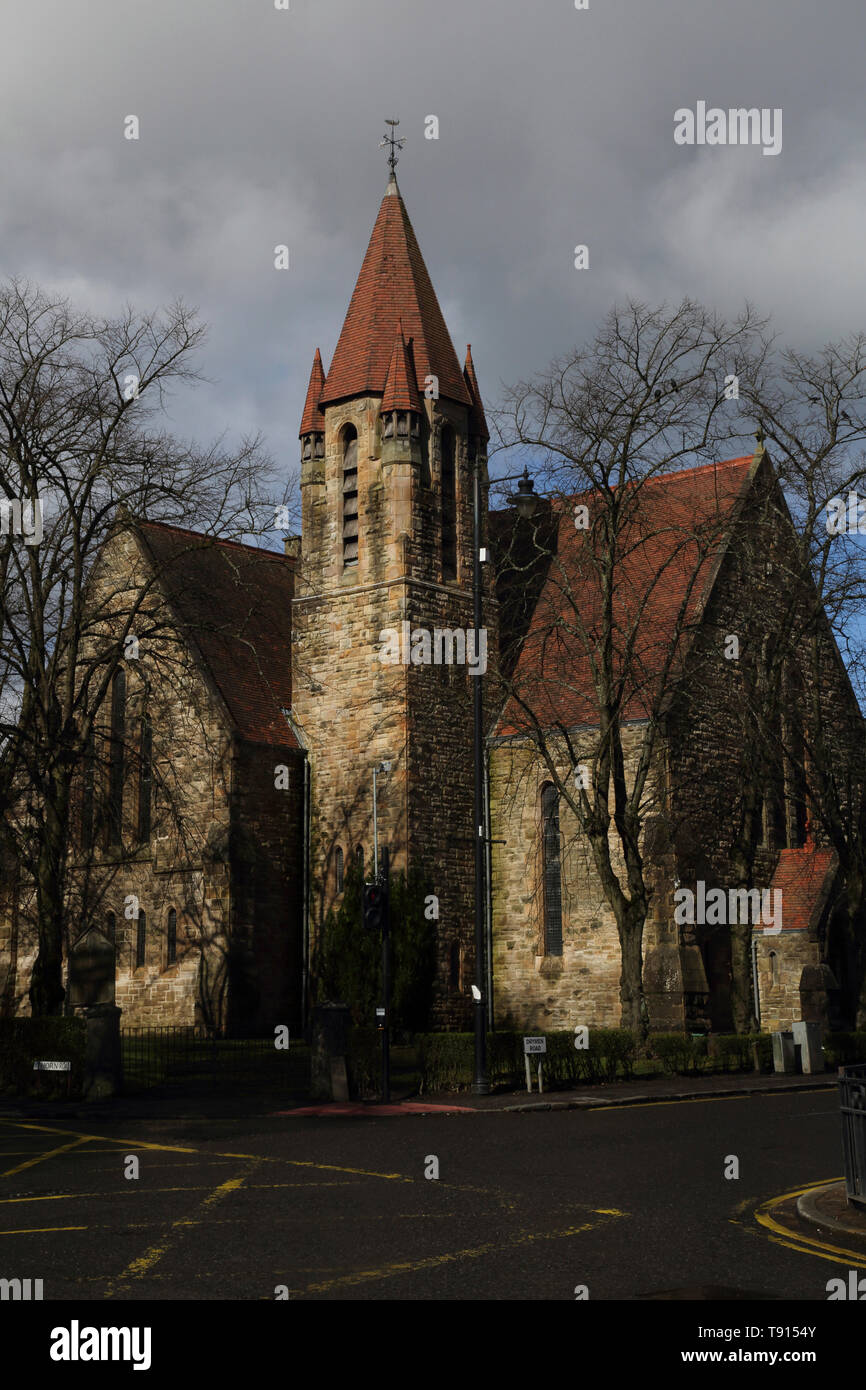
[748,1179,866,1269]
[0,1120,199,1155]
[586,1088,830,1113]
[0,1225,88,1235]
[105,1161,264,1296]
[0,1122,408,1182]
[1,1137,92,1179]
[303,1210,625,1294]
[0,1181,362,1204]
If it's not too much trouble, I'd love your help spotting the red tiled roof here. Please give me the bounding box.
[769,847,837,932]
[319,177,471,409]
[381,320,423,413]
[136,521,298,749]
[494,455,757,736]
[463,344,489,442]
[299,348,327,437]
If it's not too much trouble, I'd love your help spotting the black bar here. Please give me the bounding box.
[381,844,391,1104]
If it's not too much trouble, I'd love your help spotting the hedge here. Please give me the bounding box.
[417,1028,638,1093]
[651,1032,777,1075]
[0,1017,87,1098]
[823,1032,866,1068]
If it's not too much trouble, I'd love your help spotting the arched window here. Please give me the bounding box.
[335,846,344,894]
[136,909,146,968]
[769,950,779,988]
[138,712,152,843]
[541,783,563,956]
[167,908,177,966]
[106,911,116,945]
[107,668,126,846]
[441,425,457,580]
[342,425,359,566]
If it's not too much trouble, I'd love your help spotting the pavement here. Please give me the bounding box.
[420,1067,839,1113]
[797,1179,866,1241]
[0,1063,838,1125]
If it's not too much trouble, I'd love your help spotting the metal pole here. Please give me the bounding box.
[381,844,390,1103]
[373,766,379,877]
[472,447,489,1094]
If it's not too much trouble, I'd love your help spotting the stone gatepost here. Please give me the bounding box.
[311,1003,350,1101]
[83,1003,123,1100]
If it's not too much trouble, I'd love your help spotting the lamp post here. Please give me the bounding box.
[472,446,488,1095]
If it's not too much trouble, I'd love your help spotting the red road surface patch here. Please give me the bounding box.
[273,1102,476,1117]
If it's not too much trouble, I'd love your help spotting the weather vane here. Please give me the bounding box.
[380,118,405,174]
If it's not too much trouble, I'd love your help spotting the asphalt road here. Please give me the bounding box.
[0,1088,854,1300]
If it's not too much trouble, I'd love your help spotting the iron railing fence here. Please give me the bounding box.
[839,1061,866,1211]
[120,1026,310,1096]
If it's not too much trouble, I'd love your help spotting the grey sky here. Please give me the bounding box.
[2,0,864,506]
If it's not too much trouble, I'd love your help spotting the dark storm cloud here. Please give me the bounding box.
[1,0,863,495]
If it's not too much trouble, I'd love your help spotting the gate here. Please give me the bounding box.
[839,1061,866,1211]
[120,1027,310,1098]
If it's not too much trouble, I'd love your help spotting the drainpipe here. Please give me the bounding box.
[301,752,310,1034]
[483,742,494,1029]
[751,933,761,1028]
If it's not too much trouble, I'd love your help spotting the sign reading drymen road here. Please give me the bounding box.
[523,1037,546,1055]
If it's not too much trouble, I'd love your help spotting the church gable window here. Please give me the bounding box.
[541,783,563,956]
[335,845,344,894]
[341,425,359,566]
[167,907,177,966]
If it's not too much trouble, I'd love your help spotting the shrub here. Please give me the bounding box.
[417,1032,524,1092]
[590,1027,638,1081]
[314,859,438,1032]
[417,1027,638,1092]
[711,1034,757,1073]
[650,1032,709,1075]
[346,1026,380,1099]
[823,1032,866,1068]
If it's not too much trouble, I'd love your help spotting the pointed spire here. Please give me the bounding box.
[299,348,327,437]
[320,185,471,409]
[381,319,423,413]
[463,344,489,442]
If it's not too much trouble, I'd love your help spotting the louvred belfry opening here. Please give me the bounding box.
[341,425,359,565]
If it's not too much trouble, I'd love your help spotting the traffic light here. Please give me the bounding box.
[363,879,387,933]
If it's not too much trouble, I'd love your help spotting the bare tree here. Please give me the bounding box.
[491,299,770,1035]
[0,279,276,1015]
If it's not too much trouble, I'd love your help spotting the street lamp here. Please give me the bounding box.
[510,466,540,520]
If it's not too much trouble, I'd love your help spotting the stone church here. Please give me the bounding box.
[2,169,863,1038]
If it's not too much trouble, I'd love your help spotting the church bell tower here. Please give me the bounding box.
[292,140,495,1025]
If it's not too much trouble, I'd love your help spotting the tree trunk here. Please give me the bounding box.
[29,783,70,1017]
[729,918,757,1034]
[618,909,649,1039]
